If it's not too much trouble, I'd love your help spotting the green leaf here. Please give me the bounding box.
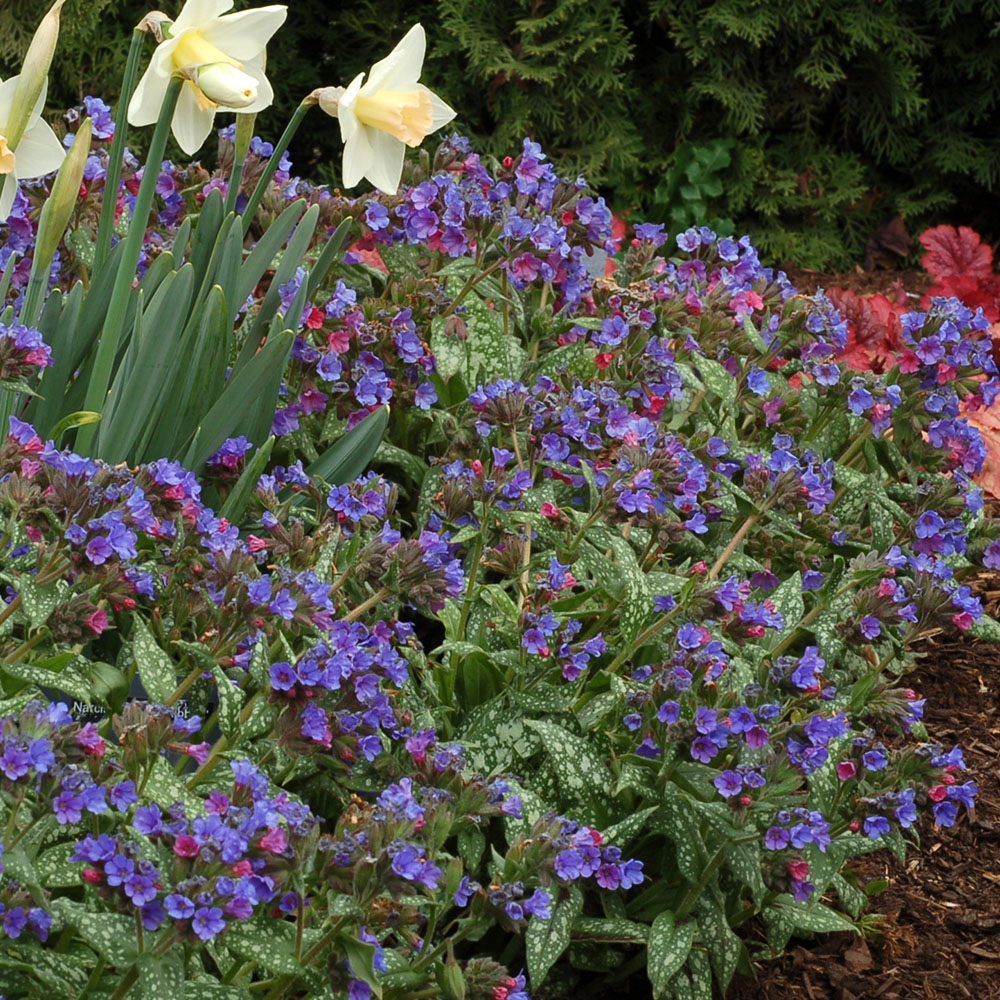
[17,576,61,627]
[36,841,84,887]
[968,613,1000,642]
[132,616,175,703]
[143,757,205,818]
[647,911,694,999]
[603,806,658,845]
[763,894,856,951]
[379,242,424,280]
[187,329,295,471]
[339,932,383,998]
[50,900,137,967]
[724,840,765,906]
[211,665,243,740]
[694,357,737,405]
[234,199,308,312]
[306,405,389,486]
[3,656,94,703]
[523,719,610,822]
[226,922,306,978]
[139,282,232,462]
[526,885,583,986]
[136,951,184,999]
[457,826,485,870]
[765,571,804,643]
[236,205,319,375]
[462,290,527,383]
[573,917,648,943]
[183,984,253,1000]
[696,894,743,992]
[49,409,101,444]
[220,436,275,522]
[429,316,467,382]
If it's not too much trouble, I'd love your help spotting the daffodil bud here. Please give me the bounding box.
[310,86,344,117]
[34,117,91,271]
[196,63,259,109]
[6,0,66,149]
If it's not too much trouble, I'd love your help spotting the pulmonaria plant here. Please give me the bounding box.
[0,78,997,999]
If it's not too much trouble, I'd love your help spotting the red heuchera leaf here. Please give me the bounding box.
[827,287,905,373]
[964,399,1000,498]
[919,225,993,281]
[921,273,1000,323]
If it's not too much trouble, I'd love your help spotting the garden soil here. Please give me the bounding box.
[729,266,1000,1000]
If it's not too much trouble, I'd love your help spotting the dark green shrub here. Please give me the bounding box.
[5,0,1000,268]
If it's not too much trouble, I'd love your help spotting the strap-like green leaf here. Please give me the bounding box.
[305,405,389,486]
[186,328,294,470]
[220,436,275,522]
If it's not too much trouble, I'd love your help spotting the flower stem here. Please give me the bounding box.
[341,586,392,623]
[224,113,255,216]
[94,29,146,272]
[241,99,312,235]
[77,76,183,457]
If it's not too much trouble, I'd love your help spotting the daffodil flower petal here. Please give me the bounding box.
[328,24,455,195]
[16,114,65,176]
[173,0,234,33]
[0,78,17,122]
[200,7,288,61]
[236,56,275,115]
[364,127,407,194]
[0,176,18,222]
[172,80,218,155]
[415,84,456,130]
[364,23,426,93]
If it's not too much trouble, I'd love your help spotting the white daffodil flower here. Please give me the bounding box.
[0,75,66,221]
[128,0,287,157]
[330,23,455,195]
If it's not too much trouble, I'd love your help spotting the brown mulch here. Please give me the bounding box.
[782,265,934,302]
[729,576,1000,1000]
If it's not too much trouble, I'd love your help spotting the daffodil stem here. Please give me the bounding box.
[241,99,312,235]
[225,113,256,216]
[94,28,146,272]
[77,75,182,457]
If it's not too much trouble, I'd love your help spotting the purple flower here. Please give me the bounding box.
[690,736,719,763]
[595,863,621,890]
[713,770,743,798]
[522,889,551,919]
[270,661,298,691]
[191,906,226,940]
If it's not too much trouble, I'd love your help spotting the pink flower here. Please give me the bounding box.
[174,835,199,857]
[787,860,810,882]
[258,826,288,853]
[928,785,948,802]
[247,535,268,552]
[85,608,108,637]
[182,743,210,766]
[540,502,561,519]
[837,761,857,781]
[952,612,973,631]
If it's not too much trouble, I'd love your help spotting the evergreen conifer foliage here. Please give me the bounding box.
[4,0,1000,268]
